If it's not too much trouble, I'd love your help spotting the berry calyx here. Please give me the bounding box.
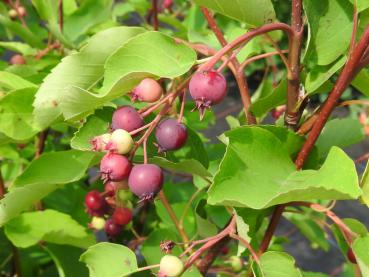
[128,164,163,201]
[9,54,26,65]
[111,106,144,132]
[91,133,111,151]
[105,129,134,154]
[100,153,132,182]
[159,255,184,277]
[155,118,188,151]
[131,78,163,103]
[104,218,122,237]
[189,70,227,119]
[112,207,133,225]
[90,217,106,230]
[85,190,105,211]
[347,248,357,264]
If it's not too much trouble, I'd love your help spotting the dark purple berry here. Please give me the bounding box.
[347,248,357,264]
[112,207,133,225]
[128,164,163,201]
[104,218,122,237]
[155,118,187,151]
[189,70,227,119]
[85,190,104,211]
[100,153,132,182]
[111,106,144,132]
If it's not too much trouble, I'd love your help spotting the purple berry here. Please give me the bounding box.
[155,118,187,151]
[189,70,227,119]
[111,106,144,132]
[104,218,122,237]
[100,153,132,182]
[85,190,104,211]
[128,164,163,200]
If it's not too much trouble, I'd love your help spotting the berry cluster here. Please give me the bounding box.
[84,72,227,240]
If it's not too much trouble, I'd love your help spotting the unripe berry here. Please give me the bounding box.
[90,217,106,230]
[17,6,26,17]
[117,189,133,202]
[8,9,17,19]
[347,248,357,264]
[85,190,105,211]
[104,218,122,237]
[163,0,173,9]
[9,54,26,65]
[155,118,187,151]
[159,255,184,277]
[105,129,133,154]
[128,164,163,200]
[112,207,133,225]
[111,106,144,132]
[91,133,111,152]
[189,70,227,119]
[229,256,243,272]
[100,153,132,182]
[131,78,163,103]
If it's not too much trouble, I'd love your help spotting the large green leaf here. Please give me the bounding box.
[352,69,369,97]
[60,32,197,121]
[0,87,40,140]
[0,150,95,225]
[0,71,37,91]
[253,251,302,277]
[4,210,95,248]
[0,42,37,56]
[208,127,361,209]
[80,242,138,277]
[316,118,364,157]
[349,0,369,12]
[304,0,353,65]
[352,236,369,275]
[193,0,276,27]
[33,26,145,129]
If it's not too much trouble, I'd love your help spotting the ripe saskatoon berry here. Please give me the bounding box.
[112,207,132,225]
[104,218,122,237]
[91,133,111,151]
[105,129,134,154]
[128,164,163,200]
[85,190,105,211]
[131,78,162,103]
[90,217,106,230]
[189,70,227,119]
[100,153,132,182]
[111,106,144,132]
[159,255,184,277]
[10,54,26,65]
[104,181,118,197]
[347,248,357,264]
[155,118,187,151]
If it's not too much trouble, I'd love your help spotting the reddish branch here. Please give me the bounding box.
[58,0,63,32]
[152,0,159,31]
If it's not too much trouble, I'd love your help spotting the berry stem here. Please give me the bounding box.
[179,188,203,228]
[229,233,260,264]
[58,0,63,32]
[143,138,148,164]
[239,50,289,71]
[135,263,160,272]
[151,0,159,31]
[177,90,186,123]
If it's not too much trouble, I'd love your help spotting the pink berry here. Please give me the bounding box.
[128,164,163,201]
[91,133,111,152]
[85,190,104,211]
[17,6,26,17]
[189,70,227,119]
[104,218,122,237]
[10,54,26,65]
[155,118,187,151]
[111,106,144,132]
[112,207,133,225]
[163,0,173,9]
[131,78,163,103]
[100,153,132,182]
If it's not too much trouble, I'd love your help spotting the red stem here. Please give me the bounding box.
[152,0,158,31]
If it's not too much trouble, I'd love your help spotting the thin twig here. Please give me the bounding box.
[0,169,4,199]
[230,233,260,264]
[239,50,289,71]
[152,0,159,31]
[58,0,63,32]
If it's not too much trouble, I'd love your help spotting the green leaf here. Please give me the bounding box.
[352,69,369,97]
[349,0,369,12]
[235,214,250,256]
[60,31,196,121]
[305,56,346,94]
[0,150,95,225]
[0,71,37,91]
[0,42,37,56]
[150,157,212,179]
[181,126,209,168]
[33,26,145,129]
[208,127,361,209]
[253,251,302,277]
[0,87,40,140]
[304,0,353,65]
[80,242,138,277]
[4,209,95,248]
[352,235,369,275]
[44,244,88,277]
[360,160,369,207]
[71,107,114,151]
[193,0,276,27]
[316,118,364,157]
